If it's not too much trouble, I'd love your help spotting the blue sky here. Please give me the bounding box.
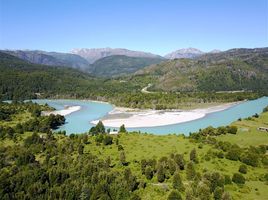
[0,0,267,55]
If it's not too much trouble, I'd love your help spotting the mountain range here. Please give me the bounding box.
[1,47,267,80]
[70,48,163,63]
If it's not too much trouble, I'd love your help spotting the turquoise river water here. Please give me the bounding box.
[33,97,268,135]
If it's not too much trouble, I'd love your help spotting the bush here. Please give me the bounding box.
[103,135,113,145]
[239,164,247,174]
[227,126,238,134]
[241,152,259,167]
[167,190,182,200]
[226,145,241,161]
[224,175,232,185]
[214,186,224,200]
[145,166,153,180]
[263,106,268,112]
[157,164,165,183]
[232,173,245,184]
[173,171,184,192]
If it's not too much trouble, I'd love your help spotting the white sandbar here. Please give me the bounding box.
[42,105,81,116]
[91,102,239,128]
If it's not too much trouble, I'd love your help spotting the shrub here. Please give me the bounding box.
[157,164,165,183]
[103,135,113,145]
[145,166,153,180]
[214,187,224,200]
[173,171,184,192]
[232,173,245,184]
[186,162,196,180]
[190,148,198,163]
[227,126,238,134]
[239,164,247,174]
[167,190,182,200]
[226,145,241,161]
[224,175,232,185]
[241,151,259,167]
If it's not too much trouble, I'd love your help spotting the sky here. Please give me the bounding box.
[0,0,267,55]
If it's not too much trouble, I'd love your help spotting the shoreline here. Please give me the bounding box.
[91,101,242,128]
[42,105,81,116]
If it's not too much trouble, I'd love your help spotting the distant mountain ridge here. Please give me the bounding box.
[71,48,163,63]
[1,50,90,71]
[164,48,205,59]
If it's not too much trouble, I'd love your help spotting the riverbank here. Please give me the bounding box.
[91,101,241,128]
[42,105,81,116]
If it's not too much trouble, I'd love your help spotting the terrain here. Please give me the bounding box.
[0,50,266,110]
[88,55,166,77]
[135,48,268,92]
[2,50,90,72]
[0,101,267,200]
[71,47,163,63]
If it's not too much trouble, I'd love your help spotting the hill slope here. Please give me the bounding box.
[89,55,166,77]
[136,48,268,92]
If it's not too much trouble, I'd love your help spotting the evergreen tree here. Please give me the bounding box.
[172,171,184,192]
[214,187,224,200]
[145,166,153,180]
[157,164,165,183]
[190,148,198,163]
[119,124,127,133]
[186,162,196,180]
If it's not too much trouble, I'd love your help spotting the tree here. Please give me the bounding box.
[167,190,182,200]
[173,171,184,192]
[241,152,259,167]
[145,166,153,180]
[214,187,224,200]
[174,154,185,170]
[95,121,105,134]
[239,164,247,174]
[157,164,165,183]
[120,151,127,166]
[232,173,245,184]
[226,145,241,161]
[196,182,211,200]
[190,148,198,163]
[186,162,196,180]
[227,125,238,134]
[168,159,177,175]
[119,124,126,133]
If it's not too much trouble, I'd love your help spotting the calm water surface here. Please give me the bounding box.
[33,97,268,135]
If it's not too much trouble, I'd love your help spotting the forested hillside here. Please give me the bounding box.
[136,48,268,92]
[89,55,166,77]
